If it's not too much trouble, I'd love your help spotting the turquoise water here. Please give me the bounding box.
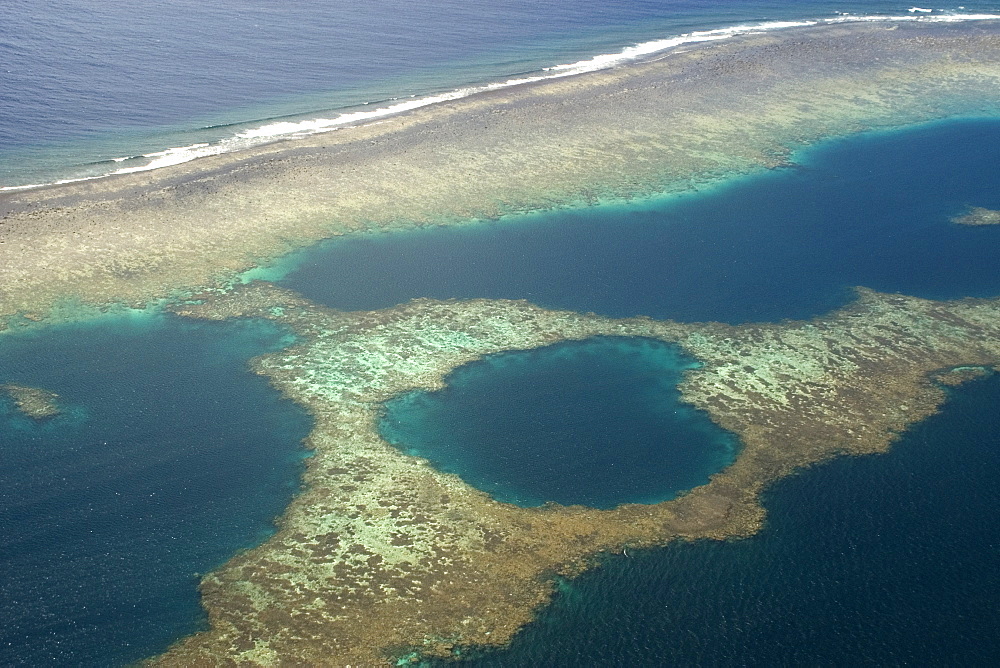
[380,337,736,509]
[279,118,1000,323]
[0,314,312,667]
[4,2,1000,665]
[440,371,1000,666]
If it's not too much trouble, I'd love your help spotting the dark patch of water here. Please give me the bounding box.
[436,371,1000,666]
[0,313,312,667]
[280,118,1000,323]
[379,337,737,509]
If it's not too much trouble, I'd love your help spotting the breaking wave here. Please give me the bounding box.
[4,10,999,192]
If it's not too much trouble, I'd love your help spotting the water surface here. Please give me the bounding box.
[442,372,1000,666]
[279,118,1000,323]
[3,3,1000,664]
[380,337,737,509]
[2,0,973,187]
[0,313,312,667]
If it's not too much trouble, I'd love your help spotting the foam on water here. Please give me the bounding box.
[4,10,999,191]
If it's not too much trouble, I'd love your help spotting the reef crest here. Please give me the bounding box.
[2,21,1000,323]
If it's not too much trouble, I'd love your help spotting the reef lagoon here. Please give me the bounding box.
[0,314,312,667]
[275,117,1000,322]
[380,337,737,509]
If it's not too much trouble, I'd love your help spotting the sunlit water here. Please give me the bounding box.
[3,2,1000,665]
[3,1,997,187]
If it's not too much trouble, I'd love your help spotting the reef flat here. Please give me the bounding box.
[952,206,1000,226]
[2,21,1000,321]
[153,282,1000,665]
[1,383,60,419]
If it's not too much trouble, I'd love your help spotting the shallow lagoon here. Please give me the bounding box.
[278,118,1000,323]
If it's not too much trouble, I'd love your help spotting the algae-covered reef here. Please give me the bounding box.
[1,384,61,419]
[150,283,1000,665]
[952,207,1000,226]
[1,21,1000,321]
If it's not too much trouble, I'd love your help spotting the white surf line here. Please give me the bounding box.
[4,11,1000,192]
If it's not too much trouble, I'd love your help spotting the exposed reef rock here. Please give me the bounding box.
[952,206,1000,226]
[1,384,60,419]
[154,283,1000,666]
[931,365,995,386]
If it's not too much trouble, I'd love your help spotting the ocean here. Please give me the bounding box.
[3,1,999,189]
[0,314,312,666]
[2,1,1000,665]
[442,371,1000,666]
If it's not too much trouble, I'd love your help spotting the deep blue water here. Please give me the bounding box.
[3,2,1000,666]
[439,371,1000,666]
[3,1,997,186]
[0,314,312,667]
[279,117,1000,323]
[380,337,736,509]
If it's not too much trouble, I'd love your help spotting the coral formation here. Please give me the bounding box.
[0,18,997,667]
[154,283,1000,665]
[2,22,1000,322]
[1,384,60,420]
[952,206,1000,226]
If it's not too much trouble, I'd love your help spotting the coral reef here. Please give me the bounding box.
[952,206,1000,226]
[154,283,1000,665]
[1,384,60,420]
[2,22,1000,322]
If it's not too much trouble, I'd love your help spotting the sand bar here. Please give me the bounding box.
[2,20,1000,321]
